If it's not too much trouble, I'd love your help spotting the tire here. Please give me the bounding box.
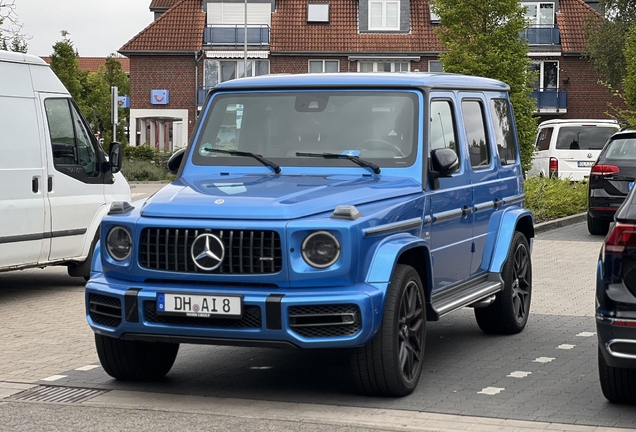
[475,231,532,335]
[598,348,636,404]
[95,333,179,381]
[587,213,610,236]
[68,229,99,281]
[350,264,426,397]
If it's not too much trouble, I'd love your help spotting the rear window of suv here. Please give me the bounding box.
[555,126,617,150]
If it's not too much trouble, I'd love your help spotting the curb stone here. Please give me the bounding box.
[534,212,586,235]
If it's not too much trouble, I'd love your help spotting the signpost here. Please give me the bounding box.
[111,86,118,142]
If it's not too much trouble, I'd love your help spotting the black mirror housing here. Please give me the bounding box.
[109,142,123,174]
[430,148,459,175]
[168,148,186,174]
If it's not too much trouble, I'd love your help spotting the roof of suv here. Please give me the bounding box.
[213,72,510,92]
[538,119,619,127]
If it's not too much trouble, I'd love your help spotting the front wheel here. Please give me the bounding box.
[95,334,179,381]
[475,231,532,334]
[350,264,426,397]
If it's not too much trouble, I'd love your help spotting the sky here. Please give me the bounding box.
[9,0,154,57]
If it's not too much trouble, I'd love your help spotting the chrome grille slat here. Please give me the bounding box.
[139,228,282,275]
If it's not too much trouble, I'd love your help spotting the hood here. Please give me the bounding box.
[140,174,422,220]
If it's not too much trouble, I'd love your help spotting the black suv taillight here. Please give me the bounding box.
[605,222,636,296]
[605,222,636,253]
[591,164,620,176]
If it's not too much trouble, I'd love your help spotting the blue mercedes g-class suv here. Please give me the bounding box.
[86,73,534,397]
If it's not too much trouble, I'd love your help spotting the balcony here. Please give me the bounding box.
[530,89,568,114]
[521,25,560,45]
[204,25,270,49]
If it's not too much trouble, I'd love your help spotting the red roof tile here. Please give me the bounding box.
[41,56,130,73]
[557,0,604,53]
[271,0,442,53]
[150,0,180,9]
[120,0,205,53]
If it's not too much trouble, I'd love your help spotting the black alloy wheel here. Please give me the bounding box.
[511,238,531,325]
[398,279,425,383]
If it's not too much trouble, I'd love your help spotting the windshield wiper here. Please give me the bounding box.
[203,148,281,174]
[295,152,381,174]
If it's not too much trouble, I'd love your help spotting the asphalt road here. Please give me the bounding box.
[0,183,634,431]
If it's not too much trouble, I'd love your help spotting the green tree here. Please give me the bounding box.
[49,31,88,105]
[432,0,537,173]
[584,0,636,88]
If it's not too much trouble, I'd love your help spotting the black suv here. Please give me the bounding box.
[596,186,636,404]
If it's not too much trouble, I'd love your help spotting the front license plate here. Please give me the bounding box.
[157,293,242,318]
[578,161,595,167]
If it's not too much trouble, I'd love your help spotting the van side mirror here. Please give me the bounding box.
[109,142,123,174]
[168,148,186,174]
[429,148,459,190]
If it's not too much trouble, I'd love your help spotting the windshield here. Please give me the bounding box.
[192,91,418,169]
[555,126,618,150]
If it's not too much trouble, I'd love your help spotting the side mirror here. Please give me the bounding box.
[429,148,459,190]
[167,148,186,174]
[109,142,123,174]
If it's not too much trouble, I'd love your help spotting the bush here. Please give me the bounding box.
[121,159,175,182]
[525,176,587,223]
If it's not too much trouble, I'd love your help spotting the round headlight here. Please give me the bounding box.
[106,226,132,261]
[301,231,340,269]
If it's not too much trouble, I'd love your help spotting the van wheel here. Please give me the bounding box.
[95,334,179,381]
[68,230,99,281]
[598,348,636,404]
[475,231,532,335]
[587,214,610,236]
[350,264,426,397]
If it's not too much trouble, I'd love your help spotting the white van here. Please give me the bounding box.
[0,51,130,279]
[528,119,620,181]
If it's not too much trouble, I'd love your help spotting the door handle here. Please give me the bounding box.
[462,205,473,216]
[32,176,39,193]
[48,176,53,192]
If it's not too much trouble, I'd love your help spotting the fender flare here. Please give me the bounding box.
[486,207,534,274]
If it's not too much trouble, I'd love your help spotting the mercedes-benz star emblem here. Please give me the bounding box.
[587,153,593,159]
[191,233,225,271]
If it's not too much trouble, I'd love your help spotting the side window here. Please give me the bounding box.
[489,98,518,165]
[45,98,99,177]
[430,100,458,155]
[461,100,490,169]
[536,127,553,151]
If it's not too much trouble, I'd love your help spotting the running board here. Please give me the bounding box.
[431,276,503,318]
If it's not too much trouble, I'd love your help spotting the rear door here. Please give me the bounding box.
[0,61,46,268]
[40,96,106,261]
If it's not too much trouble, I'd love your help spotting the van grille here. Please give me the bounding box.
[139,228,282,274]
[145,301,262,328]
[88,294,122,328]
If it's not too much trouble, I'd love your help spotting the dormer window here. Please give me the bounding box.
[429,2,440,24]
[368,0,400,31]
[308,3,330,23]
[523,2,555,27]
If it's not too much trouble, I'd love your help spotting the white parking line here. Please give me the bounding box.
[533,357,556,363]
[507,371,532,378]
[41,375,67,382]
[557,344,576,350]
[576,332,596,337]
[478,387,505,395]
[74,365,100,371]
[132,193,146,197]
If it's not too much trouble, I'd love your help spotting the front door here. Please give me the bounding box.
[41,97,105,261]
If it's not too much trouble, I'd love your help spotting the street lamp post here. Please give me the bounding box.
[244,0,247,77]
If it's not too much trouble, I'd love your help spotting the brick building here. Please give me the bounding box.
[119,0,618,149]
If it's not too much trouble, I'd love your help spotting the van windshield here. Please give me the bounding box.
[192,91,418,169]
[555,126,617,150]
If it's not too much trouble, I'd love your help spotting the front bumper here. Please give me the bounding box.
[86,273,386,349]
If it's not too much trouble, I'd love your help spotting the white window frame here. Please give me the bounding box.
[531,60,559,90]
[205,59,270,87]
[368,0,400,31]
[523,2,555,27]
[308,59,340,73]
[307,3,330,23]
[429,2,440,23]
[428,60,443,72]
[357,61,410,72]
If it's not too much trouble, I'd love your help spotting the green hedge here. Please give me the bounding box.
[120,144,176,182]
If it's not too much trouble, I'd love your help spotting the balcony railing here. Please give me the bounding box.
[530,89,568,114]
[521,25,560,45]
[204,25,270,49]
[197,86,214,107]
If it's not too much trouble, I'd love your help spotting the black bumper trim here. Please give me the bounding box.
[120,333,299,349]
[266,294,284,330]
[124,288,142,323]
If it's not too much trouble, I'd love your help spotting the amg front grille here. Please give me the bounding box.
[139,228,282,274]
[145,301,262,328]
[289,304,361,338]
[89,294,122,328]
